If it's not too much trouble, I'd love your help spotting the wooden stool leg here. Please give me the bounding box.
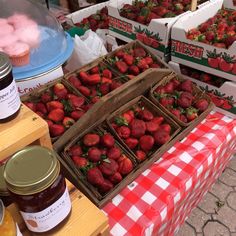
[36,133,52,149]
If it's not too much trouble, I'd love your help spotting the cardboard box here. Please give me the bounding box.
[108,0,210,59]
[171,0,236,82]
[168,61,236,118]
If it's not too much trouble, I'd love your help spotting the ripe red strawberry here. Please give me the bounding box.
[101,77,112,84]
[72,156,88,168]
[129,65,140,75]
[178,80,193,93]
[101,133,115,148]
[125,137,138,149]
[46,101,63,112]
[48,109,64,122]
[108,172,122,184]
[45,119,53,128]
[177,92,193,108]
[99,159,119,176]
[107,147,121,160]
[53,83,68,100]
[70,110,85,121]
[145,57,153,65]
[117,126,131,139]
[88,147,102,162]
[171,78,181,89]
[35,102,47,115]
[138,109,154,121]
[78,86,91,97]
[159,124,171,134]
[180,114,188,123]
[137,59,149,70]
[163,82,174,93]
[86,74,101,85]
[102,69,112,79]
[186,108,198,121]
[160,97,174,107]
[40,92,52,104]
[122,110,134,123]
[68,75,81,89]
[130,119,146,138]
[49,124,65,137]
[146,121,159,133]
[154,130,170,145]
[99,83,110,95]
[87,167,104,186]
[118,154,133,175]
[115,61,128,73]
[79,71,89,82]
[81,104,93,111]
[91,96,100,104]
[90,66,99,74]
[115,50,125,58]
[170,108,181,119]
[68,94,85,109]
[83,133,100,146]
[69,145,82,156]
[98,179,113,194]
[135,150,147,162]
[152,116,164,125]
[195,99,209,112]
[24,102,36,112]
[133,47,146,57]
[110,81,122,90]
[62,117,75,128]
[123,54,134,66]
[139,135,154,152]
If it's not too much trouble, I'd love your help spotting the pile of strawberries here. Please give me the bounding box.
[107,45,163,79]
[120,0,207,25]
[68,131,134,195]
[110,100,172,162]
[153,78,210,123]
[75,6,109,32]
[180,64,226,87]
[187,8,236,49]
[67,63,124,104]
[24,82,90,138]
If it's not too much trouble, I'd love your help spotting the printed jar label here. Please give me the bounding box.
[0,80,21,119]
[20,187,71,233]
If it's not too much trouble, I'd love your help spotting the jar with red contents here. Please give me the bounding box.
[3,146,72,233]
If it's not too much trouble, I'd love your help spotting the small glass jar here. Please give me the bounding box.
[0,52,21,123]
[4,146,72,233]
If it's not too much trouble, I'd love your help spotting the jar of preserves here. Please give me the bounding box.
[4,146,72,233]
[0,52,21,123]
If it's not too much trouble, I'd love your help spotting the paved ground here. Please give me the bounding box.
[176,155,236,236]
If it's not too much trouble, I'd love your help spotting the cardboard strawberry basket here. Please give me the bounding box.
[21,78,91,142]
[149,73,215,127]
[64,57,129,104]
[103,40,169,79]
[61,121,138,207]
[106,95,181,164]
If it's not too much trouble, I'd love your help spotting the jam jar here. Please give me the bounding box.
[0,52,21,123]
[4,146,72,233]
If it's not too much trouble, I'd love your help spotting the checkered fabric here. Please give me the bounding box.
[102,111,236,236]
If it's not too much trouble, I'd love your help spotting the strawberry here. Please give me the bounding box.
[46,101,63,112]
[117,126,131,139]
[139,135,154,152]
[159,124,171,134]
[81,104,93,111]
[160,97,174,107]
[48,109,64,122]
[130,119,146,138]
[78,86,91,97]
[49,124,65,137]
[108,172,122,184]
[62,117,75,128]
[178,80,193,93]
[177,92,193,108]
[102,69,112,79]
[145,57,153,65]
[115,50,125,58]
[194,99,209,112]
[83,133,100,146]
[79,71,89,82]
[87,167,104,186]
[35,102,47,115]
[123,54,134,66]
[110,81,122,90]
[88,147,102,162]
[98,179,113,194]
[91,96,100,104]
[53,83,68,100]
[186,108,198,121]
[99,83,110,95]
[152,116,164,125]
[101,133,115,148]
[180,114,188,123]
[24,102,36,112]
[138,109,154,121]
[45,119,53,128]
[70,110,85,121]
[68,75,81,90]
[125,137,138,149]
[145,121,159,132]
[163,82,174,93]
[87,74,101,85]
[107,147,121,160]
[115,61,128,73]
[72,156,88,168]
[129,65,140,75]
[69,145,82,156]
[135,150,147,162]
[133,47,146,57]
[40,92,52,104]
[68,94,85,109]
[101,77,112,84]
[36,111,45,118]
[90,66,99,74]
[123,110,135,123]
[137,59,149,70]
[170,108,181,119]
[118,154,133,175]
[154,130,170,146]
[99,159,119,176]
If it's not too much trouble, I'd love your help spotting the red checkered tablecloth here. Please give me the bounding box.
[102,111,236,236]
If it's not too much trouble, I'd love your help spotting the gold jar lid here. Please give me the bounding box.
[4,146,60,195]
[0,164,9,197]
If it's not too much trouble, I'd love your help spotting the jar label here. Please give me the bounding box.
[0,80,21,119]
[20,187,71,233]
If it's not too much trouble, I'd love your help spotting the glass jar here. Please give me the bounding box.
[4,146,72,233]
[0,52,21,123]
